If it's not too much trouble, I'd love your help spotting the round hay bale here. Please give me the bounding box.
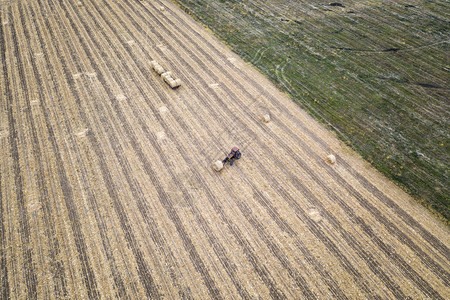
[213,160,223,172]
[326,154,336,164]
[262,114,270,123]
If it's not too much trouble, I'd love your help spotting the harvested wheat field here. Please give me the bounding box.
[0,0,448,299]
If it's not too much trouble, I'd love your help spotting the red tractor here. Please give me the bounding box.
[222,146,242,166]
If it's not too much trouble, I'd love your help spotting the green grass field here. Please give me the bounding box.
[173,0,449,222]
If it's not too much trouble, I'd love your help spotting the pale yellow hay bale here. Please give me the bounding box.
[213,160,223,172]
[86,72,97,78]
[161,71,172,79]
[171,79,182,88]
[159,6,165,11]
[116,94,126,101]
[156,131,165,139]
[77,1,83,7]
[150,60,158,68]
[159,106,168,114]
[262,114,270,123]
[326,154,336,164]
[168,79,181,89]
[307,208,322,222]
[73,73,83,79]
[75,128,89,138]
[154,65,165,75]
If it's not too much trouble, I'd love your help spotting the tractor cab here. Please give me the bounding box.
[223,146,242,166]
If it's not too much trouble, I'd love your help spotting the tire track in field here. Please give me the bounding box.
[20,2,130,298]
[115,1,439,297]
[153,0,449,261]
[63,1,285,297]
[0,12,11,300]
[133,1,449,289]
[33,0,162,297]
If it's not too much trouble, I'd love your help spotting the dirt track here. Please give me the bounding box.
[0,0,448,298]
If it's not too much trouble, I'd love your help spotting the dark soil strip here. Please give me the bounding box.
[0,13,11,300]
[127,1,446,296]
[2,7,38,299]
[156,0,450,262]
[22,2,130,298]
[330,41,447,53]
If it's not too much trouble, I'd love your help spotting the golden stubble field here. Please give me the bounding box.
[0,0,448,298]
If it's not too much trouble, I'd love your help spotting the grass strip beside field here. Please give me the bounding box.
[172,0,450,222]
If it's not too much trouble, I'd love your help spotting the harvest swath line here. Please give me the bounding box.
[0,14,10,299]
[1,0,449,298]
